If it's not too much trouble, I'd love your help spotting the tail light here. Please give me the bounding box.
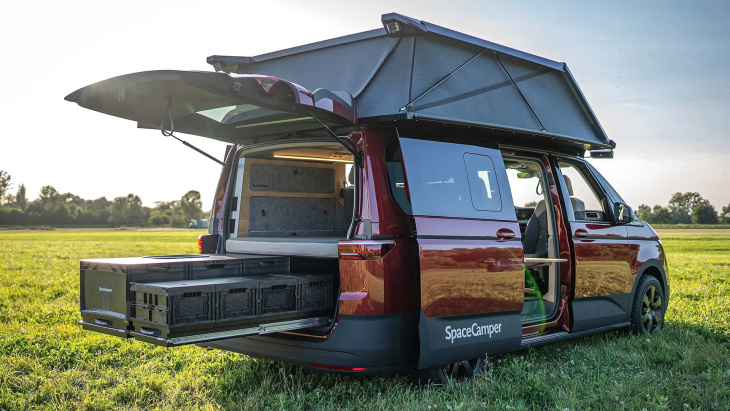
[309,362,367,372]
[338,240,394,260]
[198,234,221,254]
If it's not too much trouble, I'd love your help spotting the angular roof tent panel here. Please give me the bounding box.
[498,55,601,144]
[408,39,542,131]
[354,37,413,118]
[409,34,485,100]
[208,13,612,148]
[244,35,394,98]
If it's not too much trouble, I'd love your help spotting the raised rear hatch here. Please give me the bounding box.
[65,70,357,144]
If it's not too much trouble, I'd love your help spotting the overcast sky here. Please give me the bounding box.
[2,0,728,211]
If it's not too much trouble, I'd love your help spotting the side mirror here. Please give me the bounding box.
[614,203,633,224]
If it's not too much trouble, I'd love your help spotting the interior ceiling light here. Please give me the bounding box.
[273,154,352,163]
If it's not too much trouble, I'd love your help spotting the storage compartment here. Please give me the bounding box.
[241,254,290,275]
[296,274,336,312]
[79,254,339,346]
[130,277,260,338]
[217,278,260,322]
[79,256,194,331]
[258,275,299,315]
[189,258,242,280]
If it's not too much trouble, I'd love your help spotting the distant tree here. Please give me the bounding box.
[180,190,204,222]
[668,192,708,224]
[637,204,652,222]
[692,203,719,224]
[0,171,11,203]
[651,205,673,224]
[524,201,538,208]
[721,204,730,224]
[108,194,149,227]
[15,184,27,211]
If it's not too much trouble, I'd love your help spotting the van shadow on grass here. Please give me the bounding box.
[207,322,729,410]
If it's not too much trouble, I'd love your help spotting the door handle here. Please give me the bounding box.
[574,229,589,238]
[496,228,516,240]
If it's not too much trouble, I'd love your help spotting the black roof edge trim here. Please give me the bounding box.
[399,112,613,149]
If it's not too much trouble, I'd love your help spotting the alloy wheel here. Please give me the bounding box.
[641,285,663,333]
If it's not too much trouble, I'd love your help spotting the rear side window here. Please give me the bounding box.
[464,153,502,212]
[398,138,514,220]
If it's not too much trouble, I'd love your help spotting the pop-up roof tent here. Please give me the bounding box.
[208,13,613,151]
[66,13,613,153]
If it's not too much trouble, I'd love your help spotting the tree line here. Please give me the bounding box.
[637,192,730,225]
[0,170,205,227]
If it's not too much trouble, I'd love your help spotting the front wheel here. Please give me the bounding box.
[414,356,485,386]
[630,275,665,334]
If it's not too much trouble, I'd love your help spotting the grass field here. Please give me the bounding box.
[0,230,728,410]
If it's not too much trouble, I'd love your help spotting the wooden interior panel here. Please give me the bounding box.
[237,158,346,237]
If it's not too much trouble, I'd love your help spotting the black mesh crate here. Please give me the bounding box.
[130,279,220,327]
[256,275,299,315]
[294,274,337,311]
[217,278,260,322]
[239,254,290,275]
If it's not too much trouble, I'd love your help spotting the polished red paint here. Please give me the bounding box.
[415,217,524,317]
[338,129,419,316]
[570,222,633,297]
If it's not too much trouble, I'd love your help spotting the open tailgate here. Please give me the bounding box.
[65,70,357,144]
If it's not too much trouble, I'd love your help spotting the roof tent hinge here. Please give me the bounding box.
[381,13,428,37]
[494,50,546,133]
[159,99,225,166]
[400,48,489,112]
[352,37,402,99]
[206,55,257,74]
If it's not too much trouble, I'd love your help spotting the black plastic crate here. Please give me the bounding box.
[217,278,260,322]
[239,254,290,275]
[295,274,336,311]
[130,279,220,327]
[79,256,196,330]
[189,257,243,280]
[256,275,299,315]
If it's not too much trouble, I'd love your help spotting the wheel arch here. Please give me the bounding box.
[626,259,669,322]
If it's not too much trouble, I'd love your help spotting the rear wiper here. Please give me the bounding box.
[160,101,225,166]
[301,107,362,167]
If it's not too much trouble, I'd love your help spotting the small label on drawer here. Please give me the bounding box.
[94,318,112,326]
[139,327,161,336]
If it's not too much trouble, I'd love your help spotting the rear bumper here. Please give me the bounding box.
[200,311,419,375]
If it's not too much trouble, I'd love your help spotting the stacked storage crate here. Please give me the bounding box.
[79,254,337,345]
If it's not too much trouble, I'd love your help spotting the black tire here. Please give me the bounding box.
[414,356,485,386]
[630,275,665,334]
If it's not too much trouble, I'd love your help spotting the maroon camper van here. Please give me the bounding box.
[67,13,668,384]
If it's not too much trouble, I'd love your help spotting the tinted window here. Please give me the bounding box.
[399,138,515,220]
[385,143,412,214]
[558,160,609,222]
[464,153,502,211]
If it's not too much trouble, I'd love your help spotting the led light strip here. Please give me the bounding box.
[273,154,352,163]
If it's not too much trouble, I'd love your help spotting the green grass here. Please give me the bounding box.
[650,224,730,229]
[0,230,728,410]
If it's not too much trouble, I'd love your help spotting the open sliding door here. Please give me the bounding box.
[398,137,525,369]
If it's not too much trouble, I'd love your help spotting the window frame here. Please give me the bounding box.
[398,137,516,221]
[553,156,615,224]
